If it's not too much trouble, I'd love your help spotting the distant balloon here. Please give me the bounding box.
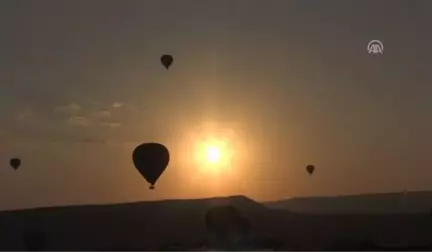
[132,142,170,189]
[160,54,173,69]
[306,164,315,175]
[205,205,250,249]
[10,158,21,170]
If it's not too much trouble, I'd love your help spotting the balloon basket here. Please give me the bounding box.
[149,185,155,190]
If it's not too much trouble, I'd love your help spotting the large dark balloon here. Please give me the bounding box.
[306,164,315,175]
[132,142,170,189]
[205,205,250,249]
[23,230,47,251]
[160,54,173,69]
[10,158,21,170]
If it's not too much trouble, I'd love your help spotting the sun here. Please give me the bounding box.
[188,134,235,174]
[206,146,221,164]
[179,122,250,181]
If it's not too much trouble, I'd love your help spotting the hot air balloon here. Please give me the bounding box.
[10,158,21,170]
[306,164,315,175]
[205,205,250,249]
[23,230,47,251]
[132,142,170,189]
[160,54,173,69]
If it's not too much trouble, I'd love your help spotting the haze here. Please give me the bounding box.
[1,0,431,211]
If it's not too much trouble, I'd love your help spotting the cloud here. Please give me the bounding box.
[68,116,90,127]
[100,122,121,129]
[54,103,82,114]
[77,137,107,144]
[94,110,111,118]
[16,110,34,121]
[112,102,124,108]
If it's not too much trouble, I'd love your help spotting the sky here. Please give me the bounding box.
[0,0,431,210]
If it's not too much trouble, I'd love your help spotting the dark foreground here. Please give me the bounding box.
[1,195,432,250]
[99,244,432,252]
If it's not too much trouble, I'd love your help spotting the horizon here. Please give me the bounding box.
[1,0,432,211]
[2,189,431,213]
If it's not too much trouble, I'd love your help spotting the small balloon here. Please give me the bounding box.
[132,142,170,189]
[306,164,315,175]
[160,54,173,69]
[10,158,21,170]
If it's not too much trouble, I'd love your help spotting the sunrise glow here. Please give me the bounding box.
[206,146,221,164]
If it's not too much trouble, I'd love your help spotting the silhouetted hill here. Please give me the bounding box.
[264,191,432,214]
[0,195,270,250]
[1,194,432,250]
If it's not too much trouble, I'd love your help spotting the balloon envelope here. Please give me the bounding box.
[205,205,249,248]
[306,164,315,175]
[132,142,170,189]
[23,230,47,251]
[160,54,173,69]
[10,158,21,170]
